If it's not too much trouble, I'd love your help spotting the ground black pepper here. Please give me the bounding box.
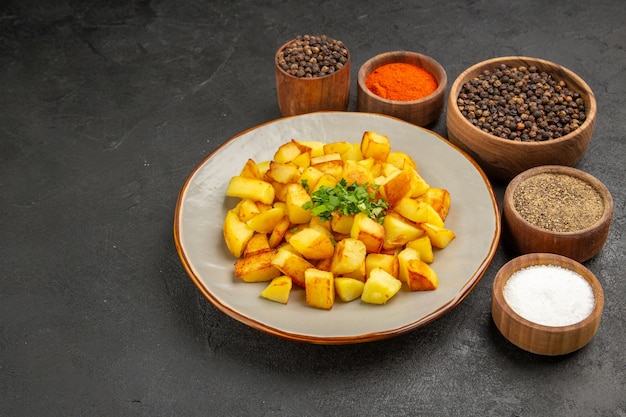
[277,35,349,78]
[457,64,586,141]
[513,173,604,232]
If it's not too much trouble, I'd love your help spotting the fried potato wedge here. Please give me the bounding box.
[234,250,281,283]
[224,209,255,258]
[305,268,335,310]
[361,268,402,305]
[260,276,293,304]
[271,246,315,288]
[227,176,275,205]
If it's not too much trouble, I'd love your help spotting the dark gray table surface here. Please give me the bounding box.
[1,1,624,416]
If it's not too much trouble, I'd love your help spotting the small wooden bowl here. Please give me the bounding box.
[503,165,614,263]
[275,39,351,117]
[446,56,597,182]
[492,253,604,356]
[357,51,447,127]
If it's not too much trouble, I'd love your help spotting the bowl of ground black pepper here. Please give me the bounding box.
[275,35,351,117]
[446,56,597,182]
[492,252,604,356]
[357,51,447,127]
[503,165,613,263]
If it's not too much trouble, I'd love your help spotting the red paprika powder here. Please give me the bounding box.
[365,62,438,101]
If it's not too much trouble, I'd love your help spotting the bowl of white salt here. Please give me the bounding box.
[492,253,604,356]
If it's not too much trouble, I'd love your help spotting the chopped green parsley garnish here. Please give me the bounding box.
[302,179,388,223]
[300,179,309,193]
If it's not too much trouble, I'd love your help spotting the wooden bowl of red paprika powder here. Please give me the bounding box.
[357,51,447,127]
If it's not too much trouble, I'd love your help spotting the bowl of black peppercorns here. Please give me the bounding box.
[275,34,351,117]
[446,56,596,182]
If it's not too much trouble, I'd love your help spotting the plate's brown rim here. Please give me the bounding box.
[173,111,501,344]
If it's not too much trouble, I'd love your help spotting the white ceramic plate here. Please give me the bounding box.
[174,112,500,344]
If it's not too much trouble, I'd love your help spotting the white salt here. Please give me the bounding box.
[503,264,594,327]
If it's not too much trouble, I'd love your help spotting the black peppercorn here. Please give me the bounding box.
[277,35,349,79]
[458,64,586,141]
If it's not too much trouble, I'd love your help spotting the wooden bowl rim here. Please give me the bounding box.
[274,38,351,80]
[504,165,614,237]
[357,50,447,104]
[493,253,605,333]
[447,55,597,147]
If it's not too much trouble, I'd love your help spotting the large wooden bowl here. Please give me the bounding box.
[275,39,350,117]
[503,165,613,263]
[357,51,447,127]
[492,253,604,356]
[446,56,596,182]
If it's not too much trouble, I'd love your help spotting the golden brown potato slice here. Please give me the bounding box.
[379,170,411,206]
[386,151,417,171]
[296,140,325,157]
[397,246,420,283]
[392,197,430,224]
[342,159,375,187]
[311,152,341,165]
[273,140,302,163]
[285,183,312,224]
[350,212,384,254]
[416,187,451,221]
[358,157,383,178]
[237,198,262,222]
[406,235,434,264]
[246,206,287,234]
[405,165,430,198]
[312,159,343,181]
[382,211,425,250]
[299,166,324,192]
[406,259,439,291]
[421,223,456,249]
[311,173,339,194]
[268,216,291,248]
[323,141,352,156]
[243,233,272,258]
[331,238,367,281]
[361,131,391,161]
[274,139,312,164]
[271,246,315,288]
[422,203,445,228]
[341,142,363,161]
[331,212,355,235]
[239,158,261,179]
[309,215,331,232]
[334,277,364,302]
[226,176,275,205]
[270,181,288,202]
[361,268,402,305]
[266,161,300,184]
[365,253,399,279]
[315,257,333,272]
[260,276,293,304]
[223,209,255,258]
[234,250,281,283]
[287,227,335,260]
[292,151,311,168]
[305,268,335,310]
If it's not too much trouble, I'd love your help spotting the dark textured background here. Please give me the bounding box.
[1,1,624,416]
